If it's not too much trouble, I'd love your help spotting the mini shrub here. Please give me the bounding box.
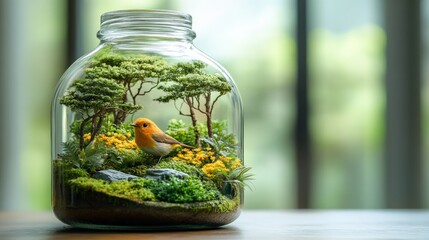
[145,177,220,203]
[63,168,89,181]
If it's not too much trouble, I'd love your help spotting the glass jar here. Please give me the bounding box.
[51,10,248,230]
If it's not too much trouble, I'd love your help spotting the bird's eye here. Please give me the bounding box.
[143,123,148,128]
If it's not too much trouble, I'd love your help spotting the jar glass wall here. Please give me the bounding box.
[51,10,247,229]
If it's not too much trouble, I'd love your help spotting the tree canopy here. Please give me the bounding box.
[60,77,138,149]
[60,54,232,149]
[155,61,232,145]
[85,53,168,124]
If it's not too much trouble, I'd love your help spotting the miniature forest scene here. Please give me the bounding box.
[53,50,252,227]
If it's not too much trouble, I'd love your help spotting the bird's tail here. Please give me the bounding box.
[179,143,194,149]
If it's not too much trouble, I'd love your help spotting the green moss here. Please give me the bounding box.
[121,164,148,177]
[53,159,72,171]
[144,193,240,213]
[63,175,239,213]
[145,177,220,203]
[204,195,240,213]
[102,148,145,169]
[69,177,156,202]
[63,168,89,181]
[155,160,204,177]
[144,191,240,213]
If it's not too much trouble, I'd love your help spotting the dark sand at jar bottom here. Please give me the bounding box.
[54,206,241,229]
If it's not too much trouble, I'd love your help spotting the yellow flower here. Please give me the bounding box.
[202,160,229,178]
[83,133,91,142]
[95,132,137,151]
[173,148,240,173]
[213,160,227,169]
[219,156,232,163]
[202,164,215,178]
[231,159,242,169]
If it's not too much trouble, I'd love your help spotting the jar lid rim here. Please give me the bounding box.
[101,9,192,24]
[98,9,196,42]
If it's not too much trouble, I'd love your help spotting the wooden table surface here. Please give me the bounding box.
[1,210,429,239]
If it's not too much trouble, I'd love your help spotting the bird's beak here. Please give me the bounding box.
[130,123,137,127]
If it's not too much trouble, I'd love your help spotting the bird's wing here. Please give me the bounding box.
[152,133,182,145]
[152,133,194,148]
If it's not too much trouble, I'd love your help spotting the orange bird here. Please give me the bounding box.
[131,118,193,162]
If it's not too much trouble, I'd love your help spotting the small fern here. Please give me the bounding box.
[78,141,107,173]
[59,140,80,167]
[59,139,106,173]
[223,166,254,190]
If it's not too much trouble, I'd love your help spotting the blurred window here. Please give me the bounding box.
[4,0,427,210]
[309,0,384,208]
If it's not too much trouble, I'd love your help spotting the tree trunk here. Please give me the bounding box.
[205,93,213,138]
[207,115,213,138]
[91,114,104,142]
[186,97,201,147]
[79,117,92,150]
[114,93,128,125]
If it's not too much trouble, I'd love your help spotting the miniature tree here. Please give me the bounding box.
[85,53,168,124]
[155,61,232,146]
[60,78,137,149]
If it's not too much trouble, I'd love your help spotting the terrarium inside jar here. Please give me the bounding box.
[51,10,250,229]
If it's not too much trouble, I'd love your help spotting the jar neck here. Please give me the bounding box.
[97,10,196,45]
